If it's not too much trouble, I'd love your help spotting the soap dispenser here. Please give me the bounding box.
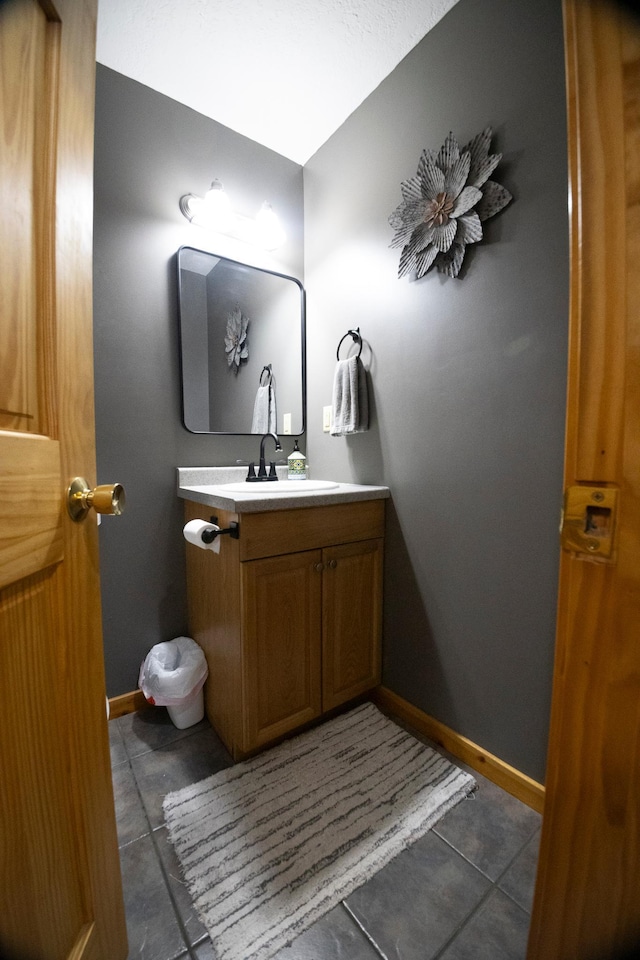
[287,439,307,480]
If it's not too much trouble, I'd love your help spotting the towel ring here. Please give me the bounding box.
[336,328,363,361]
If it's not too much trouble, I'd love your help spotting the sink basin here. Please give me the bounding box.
[218,479,340,494]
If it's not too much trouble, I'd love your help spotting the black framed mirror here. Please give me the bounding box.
[177,246,306,435]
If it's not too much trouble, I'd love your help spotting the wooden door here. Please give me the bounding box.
[322,539,383,712]
[242,550,323,750]
[528,2,640,957]
[0,1,127,958]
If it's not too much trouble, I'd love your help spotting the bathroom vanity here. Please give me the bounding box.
[178,468,389,759]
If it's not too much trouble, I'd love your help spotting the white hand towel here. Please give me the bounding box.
[330,356,369,436]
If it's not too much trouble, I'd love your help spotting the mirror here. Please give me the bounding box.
[177,246,306,434]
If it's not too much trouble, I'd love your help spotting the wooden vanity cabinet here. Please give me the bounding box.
[183,498,384,759]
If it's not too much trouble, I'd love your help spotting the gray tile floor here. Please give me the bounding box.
[110,706,541,960]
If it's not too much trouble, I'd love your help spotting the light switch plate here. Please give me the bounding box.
[283,412,292,434]
[323,406,332,432]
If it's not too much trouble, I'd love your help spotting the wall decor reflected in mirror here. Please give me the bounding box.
[177,247,306,435]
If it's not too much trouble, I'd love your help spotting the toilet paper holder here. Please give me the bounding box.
[201,517,240,544]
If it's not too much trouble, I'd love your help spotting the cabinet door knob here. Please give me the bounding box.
[313,562,325,572]
[328,559,337,569]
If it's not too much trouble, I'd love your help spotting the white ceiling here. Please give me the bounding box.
[96,0,459,165]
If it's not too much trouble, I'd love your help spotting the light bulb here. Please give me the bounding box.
[256,202,285,250]
[204,179,233,230]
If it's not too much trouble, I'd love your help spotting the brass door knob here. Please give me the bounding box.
[67,477,126,521]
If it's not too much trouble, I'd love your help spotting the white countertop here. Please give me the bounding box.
[177,467,389,514]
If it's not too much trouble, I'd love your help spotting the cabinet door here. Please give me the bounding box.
[242,550,323,750]
[322,538,383,711]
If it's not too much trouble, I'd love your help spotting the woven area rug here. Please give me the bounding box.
[163,702,475,960]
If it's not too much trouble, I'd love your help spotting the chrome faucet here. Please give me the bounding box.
[246,432,282,482]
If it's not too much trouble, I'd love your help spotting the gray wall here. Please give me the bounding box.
[303,0,568,782]
[93,66,304,696]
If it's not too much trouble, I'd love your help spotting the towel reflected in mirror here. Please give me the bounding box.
[251,363,277,433]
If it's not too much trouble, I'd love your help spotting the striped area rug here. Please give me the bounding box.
[163,702,475,960]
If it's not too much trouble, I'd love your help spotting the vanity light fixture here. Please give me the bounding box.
[179,180,286,250]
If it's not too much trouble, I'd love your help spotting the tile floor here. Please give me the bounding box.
[109,705,541,960]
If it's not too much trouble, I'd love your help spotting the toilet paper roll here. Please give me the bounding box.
[183,519,222,553]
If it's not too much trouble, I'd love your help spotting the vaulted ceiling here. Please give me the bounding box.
[96,0,459,164]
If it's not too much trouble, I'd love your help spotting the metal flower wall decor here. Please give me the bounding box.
[389,127,512,280]
[225,306,249,372]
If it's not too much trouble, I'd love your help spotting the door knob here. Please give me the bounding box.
[67,477,126,521]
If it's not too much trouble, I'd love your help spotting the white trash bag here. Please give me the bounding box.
[139,636,208,728]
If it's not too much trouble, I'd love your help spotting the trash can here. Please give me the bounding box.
[139,636,208,729]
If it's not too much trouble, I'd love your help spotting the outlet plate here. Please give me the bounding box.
[323,406,332,432]
[283,412,292,434]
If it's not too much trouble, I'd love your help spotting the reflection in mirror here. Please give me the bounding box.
[177,247,305,435]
